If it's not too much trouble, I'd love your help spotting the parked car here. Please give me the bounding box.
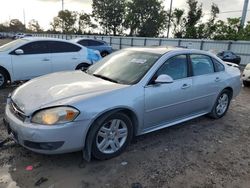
[12,33,33,40]
[217,51,241,65]
[71,38,113,57]
[12,33,24,40]
[0,37,101,88]
[3,47,241,161]
[242,63,250,87]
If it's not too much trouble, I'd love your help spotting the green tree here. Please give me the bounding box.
[242,22,250,40]
[213,18,243,40]
[77,12,97,34]
[9,19,25,32]
[196,3,219,39]
[184,0,203,38]
[50,17,60,32]
[171,8,186,38]
[206,3,219,38]
[0,23,9,32]
[51,10,77,33]
[28,19,42,32]
[124,0,167,37]
[92,0,125,35]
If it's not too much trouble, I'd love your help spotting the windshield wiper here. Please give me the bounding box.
[93,74,118,83]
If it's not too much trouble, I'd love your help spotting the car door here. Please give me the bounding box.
[10,41,52,80]
[144,55,194,130]
[189,54,224,113]
[49,41,82,72]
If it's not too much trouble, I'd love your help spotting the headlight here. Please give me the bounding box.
[31,106,80,125]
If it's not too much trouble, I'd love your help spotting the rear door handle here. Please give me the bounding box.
[42,58,50,61]
[215,77,221,82]
[181,83,191,89]
[72,57,78,60]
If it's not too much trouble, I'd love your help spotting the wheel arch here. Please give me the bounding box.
[223,86,233,99]
[0,65,11,82]
[89,107,139,137]
[100,50,109,56]
[75,62,91,70]
[82,107,139,161]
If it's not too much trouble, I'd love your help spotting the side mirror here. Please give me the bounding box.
[15,49,24,55]
[155,74,174,84]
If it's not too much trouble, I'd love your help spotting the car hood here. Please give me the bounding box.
[11,71,128,115]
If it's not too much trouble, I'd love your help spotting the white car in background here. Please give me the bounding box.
[242,63,250,87]
[0,37,101,88]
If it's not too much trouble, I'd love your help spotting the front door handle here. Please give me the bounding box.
[215,77,221,82]
[181,83,191,89]
[72,57,78,60]
[42,58,50,61]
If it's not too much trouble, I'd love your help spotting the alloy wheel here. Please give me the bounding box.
[216,93,229,116]
[96,119,128,154]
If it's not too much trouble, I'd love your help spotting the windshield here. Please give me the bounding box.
[87,50,161,85]
[0,39,27,52]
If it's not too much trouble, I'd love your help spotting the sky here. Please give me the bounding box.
[0,0,248,31]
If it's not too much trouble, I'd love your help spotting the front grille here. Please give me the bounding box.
[9,100,27,121]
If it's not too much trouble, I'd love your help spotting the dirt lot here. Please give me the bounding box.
[0,38,250,188]
[1,86,250,188]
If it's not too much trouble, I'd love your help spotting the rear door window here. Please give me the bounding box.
[49,41,81,53]
[213,58,225,72]
[89,40,104,46]
[190,54,215,76]
[78,40,89,46]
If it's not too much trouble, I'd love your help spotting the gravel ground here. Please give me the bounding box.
[0,38,250,188]
[0,85,250,188]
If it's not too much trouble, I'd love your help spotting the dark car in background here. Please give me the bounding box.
[71,38,113,57]
[217,51,241,65]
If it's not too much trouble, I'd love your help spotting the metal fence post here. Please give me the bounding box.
[159,39,162,46]
[178,39,181,47]
[110,37,112,46]
[200,40,204,50]
[144,38,147,46]
[119,37,122,49]
[131,38,134,47]
[228,41,232,50]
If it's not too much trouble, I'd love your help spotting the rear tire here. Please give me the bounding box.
[0,69,8,89]
[243,80,250,87]
[91,112,133,160]
[76,63,90,72]
[209,89,231,119]
[100,51,109,57]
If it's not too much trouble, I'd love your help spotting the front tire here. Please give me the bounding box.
[91,112,133,160]
[209,89,231,119]
[0,69,8,89]
[100,51,109,57]
[76,63,90,72]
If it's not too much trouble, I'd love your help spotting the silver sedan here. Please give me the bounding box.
[4,47,241,161]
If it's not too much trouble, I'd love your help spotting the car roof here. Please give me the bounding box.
[71,38,106,43]
[21,37,84,46]
[22,37,72,42]
[125,46,212,55]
